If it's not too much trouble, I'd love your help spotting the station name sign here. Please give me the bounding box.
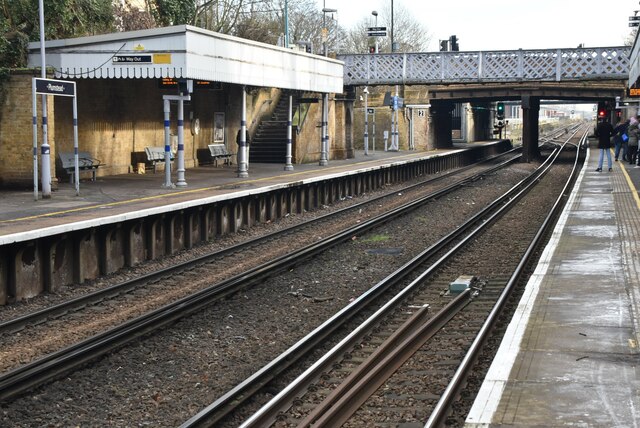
[113,54,153,64]
[34,78,75,97]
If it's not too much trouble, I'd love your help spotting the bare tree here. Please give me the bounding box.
[114,0,156,31]
[339,2,431,54]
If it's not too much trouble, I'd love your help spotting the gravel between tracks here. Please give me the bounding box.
[1,160,542,427]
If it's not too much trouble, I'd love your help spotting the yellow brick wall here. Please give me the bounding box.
[0,72,56,188]
[54,79,246,176]
[0,75,343,186]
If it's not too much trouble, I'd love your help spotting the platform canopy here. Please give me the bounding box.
[28,25,343,93]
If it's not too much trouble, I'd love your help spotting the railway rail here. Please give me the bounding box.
[0,150,523,402]
[0,126,585,426]
[185,129,586,427]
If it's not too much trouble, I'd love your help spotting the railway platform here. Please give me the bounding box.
[0,147,459,237]
[466,146,640,426]
[0,142,512,305]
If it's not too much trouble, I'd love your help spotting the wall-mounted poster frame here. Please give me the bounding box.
[214,112,225,143]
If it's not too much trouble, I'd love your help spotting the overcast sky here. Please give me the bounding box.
[317,0,639,51]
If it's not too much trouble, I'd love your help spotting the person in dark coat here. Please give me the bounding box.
[595,118,615,172]
[613,119,630,162]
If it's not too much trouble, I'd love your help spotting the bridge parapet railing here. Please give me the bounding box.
[339,47,629,86]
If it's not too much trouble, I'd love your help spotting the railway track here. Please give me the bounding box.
[0,150,522,402]
[184,130,586,427]
[0,127,585,426]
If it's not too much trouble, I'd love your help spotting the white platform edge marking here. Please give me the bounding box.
[464,148,590,426]
[0,151,468,246]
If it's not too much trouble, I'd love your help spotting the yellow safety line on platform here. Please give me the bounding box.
[0,154,421,224]
[620,163,640,210]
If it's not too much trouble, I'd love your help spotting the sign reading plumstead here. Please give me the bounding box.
[34,78,75,97]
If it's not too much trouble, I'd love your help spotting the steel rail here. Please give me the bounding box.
[299,290,474,428]
[197,146,564,428]
[0,150,520,336]
[424,129,587,427]
[234,128,584,427]
[0,153,521,403]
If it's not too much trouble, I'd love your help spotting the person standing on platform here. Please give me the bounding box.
[595,117,614,172]
[613,118,629,162]
[627,116,639,166]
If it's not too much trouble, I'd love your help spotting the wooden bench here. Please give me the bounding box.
[144,147,175,173]
[208,144,234,167]
[58,151,103,183]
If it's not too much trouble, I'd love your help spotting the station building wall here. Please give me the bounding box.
[0,73,346,188]
[0,72,56,188]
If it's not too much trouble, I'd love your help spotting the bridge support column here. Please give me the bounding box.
[427,100,455,150]
[466,102,492,142]
[343,87,356,159]
[522,96,541,162]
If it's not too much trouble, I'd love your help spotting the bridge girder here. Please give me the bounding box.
[425,80,627,103]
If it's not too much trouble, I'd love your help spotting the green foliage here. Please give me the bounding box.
[0,0,115,69]
[152,0,196,26]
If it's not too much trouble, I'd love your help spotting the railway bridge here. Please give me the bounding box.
[339,47,630,161]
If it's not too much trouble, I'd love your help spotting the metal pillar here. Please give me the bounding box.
[285,94,294,171]
[72,94,79,195]
[38,0,51,199]
[176,98,187,186]
[320,93,329,166]
[364,88,369,155]
[238,86,249,178]
[32,84,38,201]
[371,110,376,152]
[162,99,173,187]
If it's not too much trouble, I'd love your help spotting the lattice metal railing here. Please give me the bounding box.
[339,47,630,85]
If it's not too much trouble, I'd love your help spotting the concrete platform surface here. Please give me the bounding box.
[466,147,640,427]
[0,148,456,241]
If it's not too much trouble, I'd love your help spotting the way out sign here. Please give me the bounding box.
[32,77,79,200]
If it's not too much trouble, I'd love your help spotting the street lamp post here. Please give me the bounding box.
[320,2,337,166]
[391,0,394,52]
[372,10,378,53]
[284,0,289,48]
[38,0,52,199]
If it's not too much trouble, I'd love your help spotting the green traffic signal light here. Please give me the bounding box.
[496,102,505,120]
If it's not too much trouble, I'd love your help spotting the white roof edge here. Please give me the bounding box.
[27,24,343,65]
[27,25,189,50]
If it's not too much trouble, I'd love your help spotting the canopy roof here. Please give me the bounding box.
[28,25,343,93]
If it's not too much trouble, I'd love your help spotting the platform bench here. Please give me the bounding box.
[208,144,234,167]
[59,151,103,183]
[144,147,175,173]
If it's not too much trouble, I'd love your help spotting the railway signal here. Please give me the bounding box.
[597,102,607,119]
[496,102,505,120]
[449,35,459,51]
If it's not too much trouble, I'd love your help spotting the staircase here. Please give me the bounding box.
[249,91,300,164]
